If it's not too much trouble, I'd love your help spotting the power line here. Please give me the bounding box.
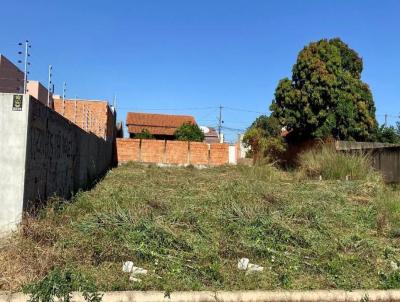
[221,126,246,132]
[224,106,267,114]
[117,106,218,111]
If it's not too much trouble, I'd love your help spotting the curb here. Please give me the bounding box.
[1,290,400,302]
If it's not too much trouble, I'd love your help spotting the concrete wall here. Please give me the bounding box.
[116,138,234,166]
[0,94,30,234]
[0,93,114,234]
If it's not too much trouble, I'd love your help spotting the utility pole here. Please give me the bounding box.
[47,65,52,107]
[18,40,31,94]
[384,114,388,126]
[218,105,223,138]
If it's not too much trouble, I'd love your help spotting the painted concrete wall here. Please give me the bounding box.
[0,93,114,234]
[27,80,53,109]
[0,94,30,234]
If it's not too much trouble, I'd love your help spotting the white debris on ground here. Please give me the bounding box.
[122,261,134,273]
[247,263,264,274]
[238,258,249,270]
[238,258,264,274]
[122,261,148,282]
[390,261,399,271]
[131,267,148,275]
[129,276,142,283]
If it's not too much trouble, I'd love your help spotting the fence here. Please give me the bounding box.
[116,138,236,166]
[336,140,400,183]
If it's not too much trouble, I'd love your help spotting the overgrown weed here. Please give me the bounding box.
[298,144,377,181]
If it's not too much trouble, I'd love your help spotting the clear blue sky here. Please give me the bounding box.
[1,0,399,141]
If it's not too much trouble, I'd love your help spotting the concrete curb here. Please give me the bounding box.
[2,290,400,302]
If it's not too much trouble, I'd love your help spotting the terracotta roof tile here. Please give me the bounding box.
[126,112,196,136]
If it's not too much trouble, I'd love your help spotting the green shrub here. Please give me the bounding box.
[298,145,376,180]
[174,122,204,142]
[379,270,400,289]
[135,129,154,139]
[23,268,102,302]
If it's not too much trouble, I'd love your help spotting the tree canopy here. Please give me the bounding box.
[376,123,400,144]
[174,122,205,142]
[270,38,378,142]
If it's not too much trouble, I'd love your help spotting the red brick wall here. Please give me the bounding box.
[116,139,140,162]
[189,142,209,165]
[210,143,229,166]
[116,138,233,166]
[54,99,115,141]
[141,139,165,163]
[166,141,189,164]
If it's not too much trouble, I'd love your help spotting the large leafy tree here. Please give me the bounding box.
[270,38,378,142]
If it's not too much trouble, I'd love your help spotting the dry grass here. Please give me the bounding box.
[1,163,399,292]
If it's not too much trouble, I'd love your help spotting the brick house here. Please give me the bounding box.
[126,112,196,140]
[53,97,116,141]
[0,54,23,93]
[201,126,220,143]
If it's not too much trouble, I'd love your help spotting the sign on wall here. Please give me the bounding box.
[12,95,23,111]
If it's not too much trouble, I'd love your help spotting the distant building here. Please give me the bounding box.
[126,112,196,140]
[0,54,23,93]
[116,121,124,138]
[0,55,53,108]
[27,80,53,109]
[200,126,221,143]
[53,97,116,141]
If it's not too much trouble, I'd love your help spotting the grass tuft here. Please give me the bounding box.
[298,145,378,181]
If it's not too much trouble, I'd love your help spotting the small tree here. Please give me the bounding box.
[135,129,154,139]
[243,115,286,163]
[174,122,204,142]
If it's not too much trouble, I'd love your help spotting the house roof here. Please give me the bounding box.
[202,126,220,143]
[126,112,196,136]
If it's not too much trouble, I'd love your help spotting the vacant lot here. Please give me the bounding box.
[1,163,400,292]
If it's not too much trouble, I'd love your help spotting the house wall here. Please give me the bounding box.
[0,93,114,234]
[0,55,23,93]
[26,81,53,109]
[53,99,115,141]
[116,138,233,166]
